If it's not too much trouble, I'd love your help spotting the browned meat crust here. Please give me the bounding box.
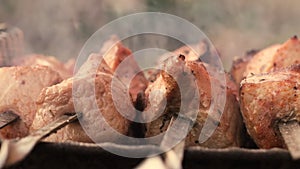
[30,53,133,142]
[12,54,73,79]
[240,65,300,148]
[0,66,62,139]
[230,50,258,85]
[272,36,300,70]
[144,55,244,148]
[242,36,300,80]
[243,44,281,77]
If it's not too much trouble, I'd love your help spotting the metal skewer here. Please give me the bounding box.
[0,111,19,129]
[136,114,193,169]
[0,113,78,168]
[278,121,300,160]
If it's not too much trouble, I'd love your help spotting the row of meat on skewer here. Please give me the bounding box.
[0,26,299,153]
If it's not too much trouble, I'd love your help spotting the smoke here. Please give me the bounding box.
[0,0,145,61]
[0,0,299,70]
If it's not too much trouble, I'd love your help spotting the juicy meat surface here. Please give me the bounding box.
[30,53,133,142]
[0,66,62,139]
[240,65,300,148]
[144,55,244,148]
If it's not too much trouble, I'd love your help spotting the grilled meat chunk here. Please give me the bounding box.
[144,55,244,148]
[272,36,300,70]
[243,36,300,79]
[230,50,258,85]
[173,40,210,62]
[12,54,73,79]
[240,65,300,148]
[101,36,148,103]
[158,40,217,66]
[243,44,281,77]
[0,66,62,139]
[30,53,133,142]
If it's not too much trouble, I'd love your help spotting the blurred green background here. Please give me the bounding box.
[0,0,299,69]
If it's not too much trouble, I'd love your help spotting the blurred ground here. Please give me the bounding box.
[0,0,299,70]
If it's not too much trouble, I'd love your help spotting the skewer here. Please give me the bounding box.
[0,111,19,129]
[278,121,300,160]
[0,113,79,167]
[136,114,192,169]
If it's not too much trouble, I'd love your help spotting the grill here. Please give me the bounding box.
[6,142,300,169]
